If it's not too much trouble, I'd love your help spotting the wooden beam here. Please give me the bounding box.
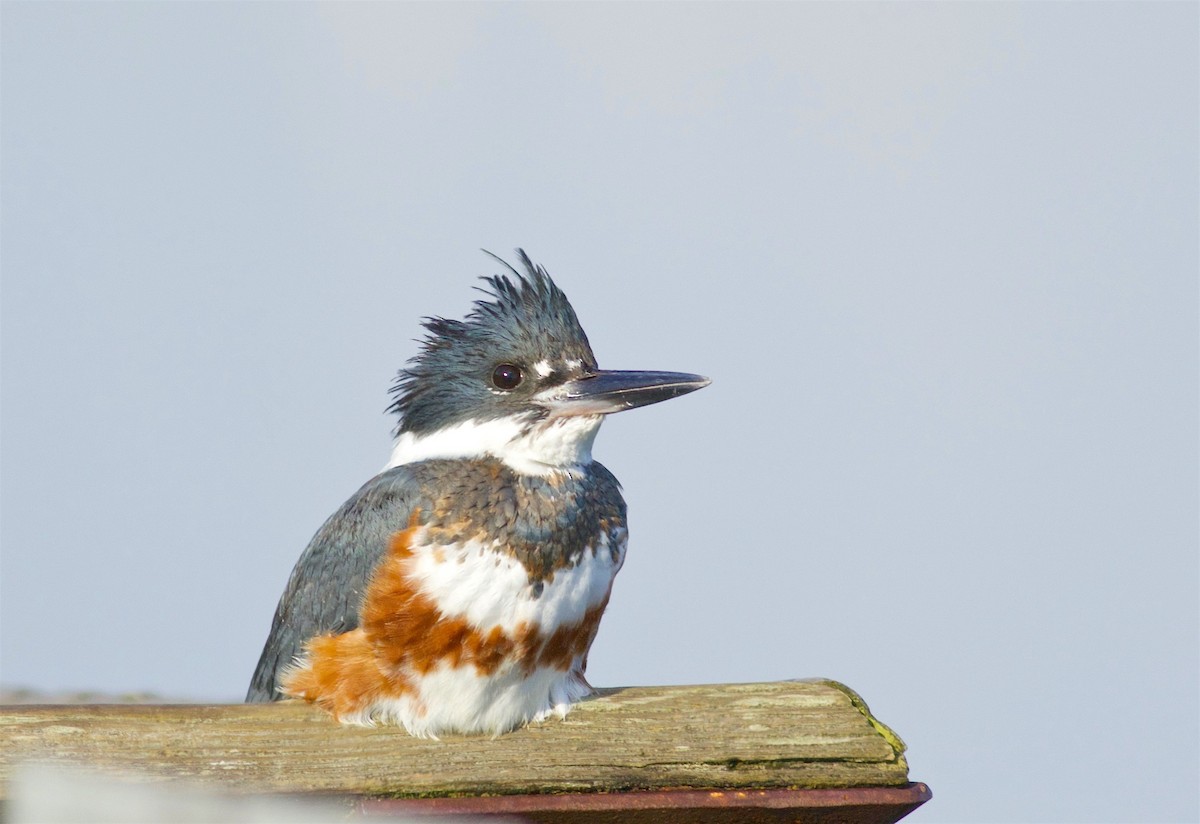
[0,680,912,800]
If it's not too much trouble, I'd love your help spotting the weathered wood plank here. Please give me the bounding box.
[0,680,909,800]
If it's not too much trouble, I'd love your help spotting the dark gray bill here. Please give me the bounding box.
[551,370,711,416]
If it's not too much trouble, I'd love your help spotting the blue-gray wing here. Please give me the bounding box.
[246,466,429,702]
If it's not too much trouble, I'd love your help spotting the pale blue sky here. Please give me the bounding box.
[2,3,1196,821]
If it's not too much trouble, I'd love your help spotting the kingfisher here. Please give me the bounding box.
[246,250,709,737]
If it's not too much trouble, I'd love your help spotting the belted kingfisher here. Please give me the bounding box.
[246,250,708,737]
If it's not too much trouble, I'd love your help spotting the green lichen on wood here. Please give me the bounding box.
[807,679,908,768]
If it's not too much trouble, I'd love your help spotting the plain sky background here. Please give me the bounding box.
[2,3,1196,822]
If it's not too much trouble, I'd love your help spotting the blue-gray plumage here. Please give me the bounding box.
[246,466,422,704]
[246,458,626,704]
[246,251,708,735]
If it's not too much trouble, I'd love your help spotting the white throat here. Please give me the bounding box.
[385,414,604,477]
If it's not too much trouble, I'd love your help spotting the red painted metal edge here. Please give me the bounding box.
[360,783,932,822]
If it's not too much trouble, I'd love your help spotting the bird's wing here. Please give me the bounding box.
[246,466,429,702]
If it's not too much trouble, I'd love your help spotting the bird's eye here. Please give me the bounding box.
[491,363,524,391]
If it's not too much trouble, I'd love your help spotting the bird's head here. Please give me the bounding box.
[386,250,709,476]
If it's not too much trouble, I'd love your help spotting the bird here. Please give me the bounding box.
[246,250,709,737]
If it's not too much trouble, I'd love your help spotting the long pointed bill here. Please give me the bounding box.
[546,370,711,417]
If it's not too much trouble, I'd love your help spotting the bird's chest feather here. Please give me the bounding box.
[363,520,627,679]
[281,490,628,737]
[403,526,627,644]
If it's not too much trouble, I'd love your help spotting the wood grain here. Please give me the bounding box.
[0,680,909,800]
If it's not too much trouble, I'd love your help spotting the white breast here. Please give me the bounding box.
[350,525,627,737]
[404,527,626,634]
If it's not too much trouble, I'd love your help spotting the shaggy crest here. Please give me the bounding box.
[388,250,597,435]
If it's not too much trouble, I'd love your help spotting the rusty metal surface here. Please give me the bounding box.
[359,782,932,824]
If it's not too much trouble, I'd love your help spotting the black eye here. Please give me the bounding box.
[491,363,524,391]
